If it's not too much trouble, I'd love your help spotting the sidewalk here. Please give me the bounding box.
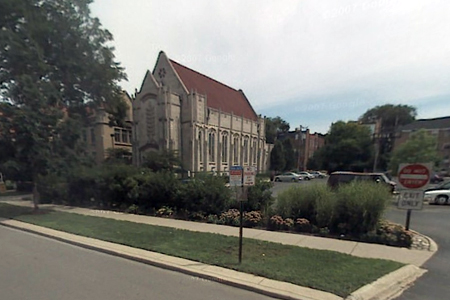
[0,197,437,300]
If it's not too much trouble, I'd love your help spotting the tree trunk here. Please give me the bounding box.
[32,181,40,211]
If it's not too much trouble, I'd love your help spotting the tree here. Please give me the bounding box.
[359,104,417,170]
[0,0,126,209]
[142,150,182,172]
[389,129,441,175]
[282,138,296,171]
[316,121,374,172]
[265,116,290,144]
[104,148,132,165]
[270,141,285,171]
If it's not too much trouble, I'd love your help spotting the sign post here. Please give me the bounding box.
[229,166,256,264]
[397,163,431,230]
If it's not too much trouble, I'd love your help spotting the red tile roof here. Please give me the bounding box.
[170,60,258,121]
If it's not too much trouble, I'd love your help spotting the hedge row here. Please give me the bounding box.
[37,164,274,218]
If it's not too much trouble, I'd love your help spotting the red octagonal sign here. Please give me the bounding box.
[398,163,431,189]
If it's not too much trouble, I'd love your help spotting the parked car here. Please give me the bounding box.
[297,171,315,180]
[425,182,450,204]
[274,172,303,182]
[310,171,327,179]
[327,171,397,193]
[425,181,450,192]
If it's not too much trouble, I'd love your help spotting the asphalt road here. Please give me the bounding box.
[386,204,450,299]
[0,226,275,300]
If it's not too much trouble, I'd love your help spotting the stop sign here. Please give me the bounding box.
[398,163,431,189]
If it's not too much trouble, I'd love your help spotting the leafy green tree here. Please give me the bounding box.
[359,104,417,170]
[270,141,285,172]
[318,121,374,172]
[142,150,182,172]
[104,148,132,165]
[265,116,290,144]
[389,129,441,175]
[282,138,296,171]
[0,0,126,209]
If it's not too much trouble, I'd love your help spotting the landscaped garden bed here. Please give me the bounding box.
[35,164,413,248]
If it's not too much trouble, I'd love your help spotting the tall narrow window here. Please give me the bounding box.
[90,128,96,145]
[122,129,128,143]
[233,135,239,164]
[222,134,228,163]
[243,137,249,163]
[208,131,215,162]
[198,130,203,163]
[114,128,120,142]
[253,140,257,164]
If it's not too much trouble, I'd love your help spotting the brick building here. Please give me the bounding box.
[394,116,450,174]
[277,127,325,171]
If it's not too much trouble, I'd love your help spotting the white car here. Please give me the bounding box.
[297,171,315,180]
[424,181,450,205]
[274,172,303,182]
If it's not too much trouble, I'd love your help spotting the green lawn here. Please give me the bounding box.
[0,203,403,297]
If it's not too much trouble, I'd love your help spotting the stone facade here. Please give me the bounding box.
[83,93,133,163]
[132,51,271,174]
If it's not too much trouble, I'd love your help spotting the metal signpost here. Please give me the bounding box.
[229,166,256,264]
[397,163,431,230]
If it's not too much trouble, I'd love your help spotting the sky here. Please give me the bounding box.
[90,0,450,134]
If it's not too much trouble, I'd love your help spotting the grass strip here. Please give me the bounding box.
[0,203,403,297]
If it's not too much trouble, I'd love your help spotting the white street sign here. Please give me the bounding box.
[398,190,424,210]
[229,166,243,187]
[243,166,256,186]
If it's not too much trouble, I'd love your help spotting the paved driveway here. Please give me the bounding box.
[386,204,450,299]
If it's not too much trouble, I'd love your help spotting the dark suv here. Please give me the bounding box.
[327,171,397,193]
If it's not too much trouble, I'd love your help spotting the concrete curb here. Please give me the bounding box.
[345,265,427,300]
[0,219,342,300]
[410,230,438,252]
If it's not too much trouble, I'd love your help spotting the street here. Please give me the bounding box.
[0,226,275,300]
[386,204,450,299]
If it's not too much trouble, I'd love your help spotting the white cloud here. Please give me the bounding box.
[90,0,450,132]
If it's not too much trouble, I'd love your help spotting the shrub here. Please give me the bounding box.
[155,206,174,217]
[295,218,312,233]
[284,218,294,231]
[206,214,219,224]
[16,181,33,192]
[246,179,274,213]
[275,184,332,223]
[220,209,241,226]
[244,211,263,227]
[188,211,206,221]
[374,220,413,248]
[136,170,180,212]
[332,181,391,235]
[37,174,68,204]
[268,215,285,231]
[125,204,141,214]
[315,189,336,229]
[176,175,232,215]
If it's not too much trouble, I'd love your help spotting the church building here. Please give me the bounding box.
[132,51,271,175]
